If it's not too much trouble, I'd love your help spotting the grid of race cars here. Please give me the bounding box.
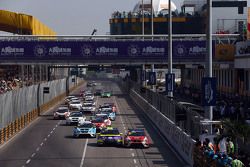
[53,81,150,148]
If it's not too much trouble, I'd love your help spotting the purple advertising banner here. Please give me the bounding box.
[0,40,213,62]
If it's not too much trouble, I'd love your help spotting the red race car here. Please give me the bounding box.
[124,129,150,148]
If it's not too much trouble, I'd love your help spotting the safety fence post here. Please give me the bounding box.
[0,128,4,144]
[10,122,14,137]
[6,125,10,140]
[15,119,18,133]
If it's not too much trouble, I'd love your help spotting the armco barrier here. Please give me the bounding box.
[130,89,195,166]
[0,79,84,146]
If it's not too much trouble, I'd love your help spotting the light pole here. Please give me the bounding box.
[142,0,144,36]
[168,0,173,98]
[151,0,154,38]
[206,0,213,134]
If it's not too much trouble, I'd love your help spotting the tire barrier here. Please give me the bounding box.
[0,80,84,146]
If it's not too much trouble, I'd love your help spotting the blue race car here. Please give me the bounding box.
[97,127,123,146]
[73,121,96,138]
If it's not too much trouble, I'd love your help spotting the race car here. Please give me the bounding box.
[123,129,150,148]
[97,127,123,146]
[53,106,70,119]
[99,110,116,121]
[69,100,82,110]
[103,103,117,112]
[66,111,86,125]
[82,102,96,113]
[73,121,96,138]
[64,96,76,105]
[101,91,112,98]
[90,117,108,132]
[84,93,94,101]
[98,104,112,112]
[84,99,96,106]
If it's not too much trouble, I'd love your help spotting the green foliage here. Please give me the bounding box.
[222,119,250,143]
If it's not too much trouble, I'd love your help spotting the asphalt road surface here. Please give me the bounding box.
[0,80,186,167]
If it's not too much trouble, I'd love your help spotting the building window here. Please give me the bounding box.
[238,7,243,14]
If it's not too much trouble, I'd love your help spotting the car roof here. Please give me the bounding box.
[58,107,68,110]
[82,121,92,124]
[128,129,145,132]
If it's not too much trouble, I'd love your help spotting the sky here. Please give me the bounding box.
[0,0,183,35]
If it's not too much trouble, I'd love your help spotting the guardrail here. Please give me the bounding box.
[118,79,195,166]
[0,78,84,145]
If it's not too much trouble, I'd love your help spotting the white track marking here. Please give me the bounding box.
[79,138,88,167]
[26,159,31,164]
[31,153,36,158]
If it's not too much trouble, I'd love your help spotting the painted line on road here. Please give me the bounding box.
[26,159,31,164]
[36,147,40,152]
[48,134,50,137]
[31,153,36,158]
[133,159,137,164]
[53,127,56,130]
[50,131,53,134]
[80,138,88,167]
[44,138,47,141]
[131,153,135,157]
[40,142,44,146]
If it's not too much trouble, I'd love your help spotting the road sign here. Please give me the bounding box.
[141,70,146,81]
[166,73,175,92]
[148,72,156,85]
[201,77,217,106]
[43,87,49,94]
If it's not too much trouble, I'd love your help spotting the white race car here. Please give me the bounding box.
[82,102,96,113]
[53,106,70,119]
[66,112,86,125]
[69,100,82,110]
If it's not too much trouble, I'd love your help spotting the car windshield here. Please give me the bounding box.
[83,104,92,107]
[70,113,82,117]
[96,115,108,120]
[101,129,119,135]
[71,101,80,104]
[128,131,145,136]
[92,118,104,123]
[85,94,93,96]
[101,111,111,115]
[79,123,93,128]
[57,109,68,113]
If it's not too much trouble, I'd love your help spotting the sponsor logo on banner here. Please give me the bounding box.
[34,45,47,57]
[96,46,118,56]
[142,46,165,55]
[48,46,71,56]
[81,45,93,56]
[1,46,24,56]
[128,45,140,56]
[215,44,235,61]
[174,44,187,57]
[189,46,206,55]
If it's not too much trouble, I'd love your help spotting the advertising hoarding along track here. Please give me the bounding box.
[0,40,213,63]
